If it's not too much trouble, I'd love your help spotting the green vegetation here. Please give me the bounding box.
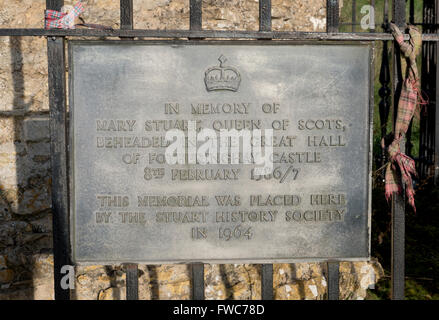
[367,178,439,300]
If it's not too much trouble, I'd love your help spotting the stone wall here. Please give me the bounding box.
[0,0,383,300]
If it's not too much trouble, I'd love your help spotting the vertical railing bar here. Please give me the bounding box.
[261,264,273,300]
[378,0,391,170]
[189,0,204,301]
[391,190,405,300]
[327,0,340,33]
[384,0,389,29]
[192,263,205,300]
[259,0,272,298]
[433,0,439,183]
[430,0,434,174]
[324,0,340,297]
[327,262,339,300]
[391,0,406,301]
[352,0,357,32]
[47,0,71,301]
[431,2,436,179]
[120,0,138,300]
[190,0,202,31]
[371,0,376,32]
[422,2,431,174]
[259,0,272,32]
[410,0,415,25]
[126,264,139,300]
[120,0,133,30]
[120,0,134,40]
[435,0,439,185]
[379,40,391,168]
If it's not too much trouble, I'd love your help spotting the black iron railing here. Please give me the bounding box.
[0,0,437,301]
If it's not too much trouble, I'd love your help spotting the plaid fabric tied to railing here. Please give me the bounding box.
[384,23,426,212]
[45,1,84,29]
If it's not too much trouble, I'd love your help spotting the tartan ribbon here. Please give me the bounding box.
[385,139,417,210]
[384,23,425,212]
[45,1,84,29]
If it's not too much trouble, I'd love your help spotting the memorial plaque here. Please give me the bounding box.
[69,41,372,264]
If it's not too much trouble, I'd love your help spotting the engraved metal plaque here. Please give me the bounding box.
[69,41,372,264]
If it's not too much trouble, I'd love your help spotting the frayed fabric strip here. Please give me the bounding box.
[384,23,425,212]
[45,1,84,29]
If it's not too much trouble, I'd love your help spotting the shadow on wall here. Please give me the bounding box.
[0,36,52,299]
[219,264,233,299]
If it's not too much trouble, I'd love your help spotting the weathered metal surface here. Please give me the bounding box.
[125,263,139,300]
[69,41,372,264]
[327,0,340,33]
[327,261,340,300]
[259,0,272,32]
[191,263,205,300]
[261,264,273,300]
[120,0,133,30]
[190,0,202,31]
[258,1,273,298]
[379,41,391,167]
[391,0,406,301]
[3,28,439,41]
[47,0,71,300]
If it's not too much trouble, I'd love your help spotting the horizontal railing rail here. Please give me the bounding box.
[2,28,439,41]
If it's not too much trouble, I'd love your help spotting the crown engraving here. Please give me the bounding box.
[204,55,241,92]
